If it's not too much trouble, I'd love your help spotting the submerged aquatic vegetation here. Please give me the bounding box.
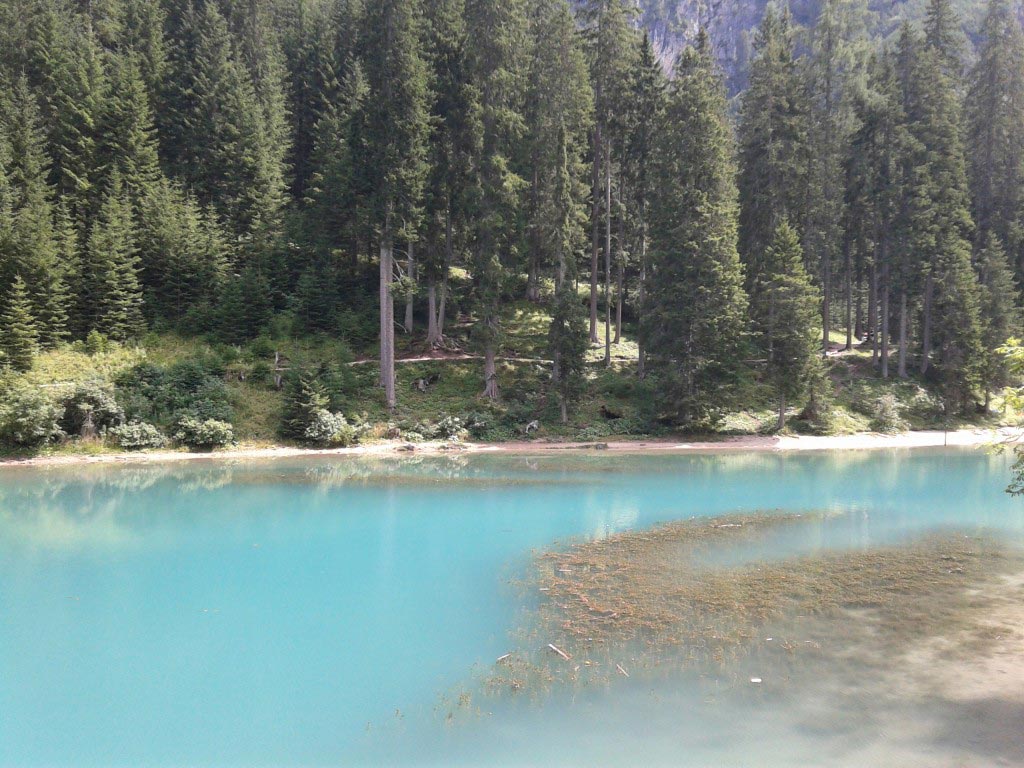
[482,512,1024,699]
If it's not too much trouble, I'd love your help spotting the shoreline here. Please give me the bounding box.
[0,426,1019,469]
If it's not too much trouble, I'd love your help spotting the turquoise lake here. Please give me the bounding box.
[2,447,1023,767]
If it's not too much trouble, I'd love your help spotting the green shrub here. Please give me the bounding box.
[870,394,907,433]
[60,380,124,436]
[0,381,64,448]
[84,330,108,355]
[303,409,358,446]
[173,417,234,450]
[108,421,167,450]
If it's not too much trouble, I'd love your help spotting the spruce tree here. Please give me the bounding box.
[975,234,1021,408]
[623,32,665,378]
[644,40,749,426]
[421,0,479,348]
[756,221,821,430]
[79,174,144,340]
[737,7,810,295]
[903,31,984,405]
[578,0,635,348]
[98,52,162,208]
[966,0,1024,278]
[0,275,40,371]
[804,0,871,351]
[1,77,69,346]
[362,0,430,409]
[465,0,529,400]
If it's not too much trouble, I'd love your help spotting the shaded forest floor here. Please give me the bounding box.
[10,298,1020,458]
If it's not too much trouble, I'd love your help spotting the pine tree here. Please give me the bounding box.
[966,0,1024,279]
[136,178,227,322]
[903,31,983,406]
[79,174,144,340]
[160,1,285,248]
[924,0,966,78]
[804,0,872,351]
[362,0,430,409]
[737,8,811,296]
[578,0,635,354]
[523,0,592,304]
[282,0,340,198]
[0,76,69,346]
[98,52,162,207]
[644,41,749,426]
[622,32,665,378]
[0,275,40,371]
[119,0,167,104]
[465,0,529,400]
[756,221,821,430]
[975,234,1021,408]
[421,0,479,348]
[47,20,106,227]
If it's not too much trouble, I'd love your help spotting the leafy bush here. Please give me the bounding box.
[303,409,358,446]
[173,417,234,450]
[870,394,907,433]
[280,366,357,442]
[108,421,167,450]
[0,381,64,448]
[114,359,233,426]
[60,380,124,436]
[84,330,108,355]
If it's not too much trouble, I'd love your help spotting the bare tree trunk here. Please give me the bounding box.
[615,203,624,344]
[404,240,415,334]
[920,271,933,375]
[526,253,540,302]
[527,166,540,302]
[483,340,498,400]
[822,242,831,355]
[437,210,453,344]
[854,272,864,342]
[869,262,878,365]
[589,122,601,344]
[560,398,567,424]
[844,241,853,350]
[604,144,611,368]
[426,281,440,347]
[776,393,786,431]
[897,290,908,379]
[638,222,647,379]
[379,227,396,410]
[880,262,890,379]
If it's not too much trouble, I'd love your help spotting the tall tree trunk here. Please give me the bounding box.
[880,262,890,379]
[426,281,439,347]
[920,270,934,375]
[868,262,878,364]
[776,393,786,431]
[897,290,908,379]
[844,241,853,351]
[379,226,396,410]
[615,203,624,344]
[483,334,498,400]
[404,240,415,333]
[854,269,864,342]
[527,164,541,302]
[589,122,601,344]
[604,144,611,367]
[822,240,831,355]
[638,217,647,379]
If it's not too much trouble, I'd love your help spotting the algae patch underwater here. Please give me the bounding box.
[482,511,1024,699]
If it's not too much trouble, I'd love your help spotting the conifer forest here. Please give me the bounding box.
[1,0,1024,452]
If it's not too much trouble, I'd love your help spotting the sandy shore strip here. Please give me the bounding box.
[0,426,1020,468]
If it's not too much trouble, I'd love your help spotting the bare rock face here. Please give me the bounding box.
[628,0,994,95]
